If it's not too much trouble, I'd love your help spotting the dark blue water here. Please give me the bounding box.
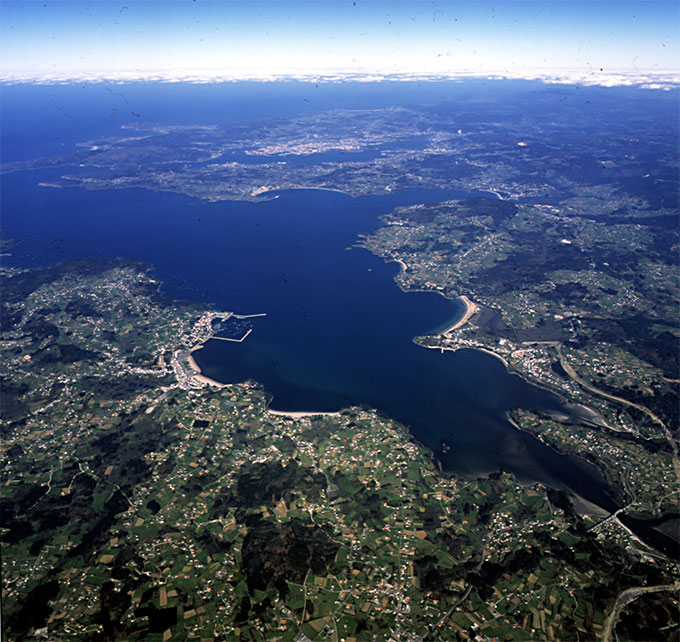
[10,81,680,552]
[2,162,619,507]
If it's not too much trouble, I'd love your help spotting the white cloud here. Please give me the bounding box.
[1,67,678,89]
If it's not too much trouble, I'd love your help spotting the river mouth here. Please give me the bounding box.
[618,514,680,560]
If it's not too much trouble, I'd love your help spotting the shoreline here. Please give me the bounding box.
[255,186,350,199]
[441,295,480,334]
[393,256,408,274]
[504,412,621,519]
[384,255,451,301]
[268,409,342,418]
[186,348,203,374]
[186,345,227,388]
[424,338,510,370]
[194,373,227,388]
[475,346,510,369]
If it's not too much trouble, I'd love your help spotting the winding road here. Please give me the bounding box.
[602,583,680,642]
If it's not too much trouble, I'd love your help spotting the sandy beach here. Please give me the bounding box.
[268,409,342,418]
[193,373,227,388]
[394,257,408,273]
[475,347,509,368]
[441,295,479,334]
[185,345,205,373]
[184,345,227,387]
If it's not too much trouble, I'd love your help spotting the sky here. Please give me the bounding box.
[1,1,678,81]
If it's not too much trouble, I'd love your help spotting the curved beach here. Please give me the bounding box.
[441,295,479,334]
[187,346,227,388]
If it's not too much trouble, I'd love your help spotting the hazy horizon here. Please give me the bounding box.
[2,0,677,85]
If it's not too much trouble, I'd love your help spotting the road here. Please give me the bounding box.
[555,345,680,484]
[415,585,473,642]
[602,583,680,642]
